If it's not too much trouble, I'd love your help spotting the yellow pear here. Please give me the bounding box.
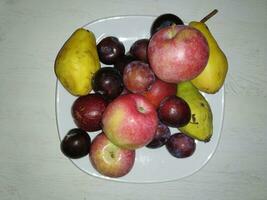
[54,28,100,96]
[177,81,213,142]
[189,10,228,94]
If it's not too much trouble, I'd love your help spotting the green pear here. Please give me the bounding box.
[177,81,213,142]
[54,28,100,96]
[189,10,228,94]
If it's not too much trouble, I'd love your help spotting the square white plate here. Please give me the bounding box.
[56,15,224,183]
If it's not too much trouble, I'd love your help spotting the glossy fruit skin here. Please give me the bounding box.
[123,61,155,93]
[97,36,125,65]
[158,95,191,127]
[148,25,209,83]
[92,67,124,101]
[166,133,196,158]
[102,93,158,150]
[89,132,135,178]
[61,128,91,159]
[114,53,135,75]
[71,93,108,132]
[150,13,184,36]
[142,78,177,109]
[129,39,149,62]
[146,121,171,149]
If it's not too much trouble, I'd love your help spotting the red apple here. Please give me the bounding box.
[148,25,209,83]
[142,78,177,109]
[102,93,158,149]
[90,132,135,178]
[71,94,108,132]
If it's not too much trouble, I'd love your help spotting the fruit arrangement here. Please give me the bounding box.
[54,9,228,178]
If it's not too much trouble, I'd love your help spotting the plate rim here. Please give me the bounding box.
[82,14,157,28]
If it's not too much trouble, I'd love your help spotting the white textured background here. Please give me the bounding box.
[0,0,266,199]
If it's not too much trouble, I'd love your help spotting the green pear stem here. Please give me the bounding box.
[200,9,218,23]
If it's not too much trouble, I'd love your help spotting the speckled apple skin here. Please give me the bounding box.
[102,94,158,150]
[148,25,209,83]
[89,133,135,178]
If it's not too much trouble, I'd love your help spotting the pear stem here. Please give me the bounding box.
[200,9,218,23]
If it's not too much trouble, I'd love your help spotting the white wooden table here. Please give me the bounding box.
[0,0,266,199]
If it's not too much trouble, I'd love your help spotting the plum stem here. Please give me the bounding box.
[200,9,218,23]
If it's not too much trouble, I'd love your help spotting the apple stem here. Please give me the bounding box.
[200,9,218,23]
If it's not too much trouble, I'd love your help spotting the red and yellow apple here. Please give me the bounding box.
[148,25,209,83]
[89,132,135,178]
[102,93,158,150]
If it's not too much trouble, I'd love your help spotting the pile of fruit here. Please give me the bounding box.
[54,9,228,178]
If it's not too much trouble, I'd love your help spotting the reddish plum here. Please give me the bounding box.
[123,61,155,93]
[72,94,108,132]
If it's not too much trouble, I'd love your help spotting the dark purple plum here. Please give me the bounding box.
[92,67,124,101]
[61,128,91,159]
[114,53,135,75]
[97,36,125,64]
[129,39,149,63]
[158,95,191,127]
[150,13,184,36]
[146,121,171,149]
[166,133,196,158]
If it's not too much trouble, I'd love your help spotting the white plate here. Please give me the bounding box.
[55,15,225,183]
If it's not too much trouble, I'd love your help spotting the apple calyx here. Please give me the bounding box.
[105,145,118,161]
[137,106,146,113]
